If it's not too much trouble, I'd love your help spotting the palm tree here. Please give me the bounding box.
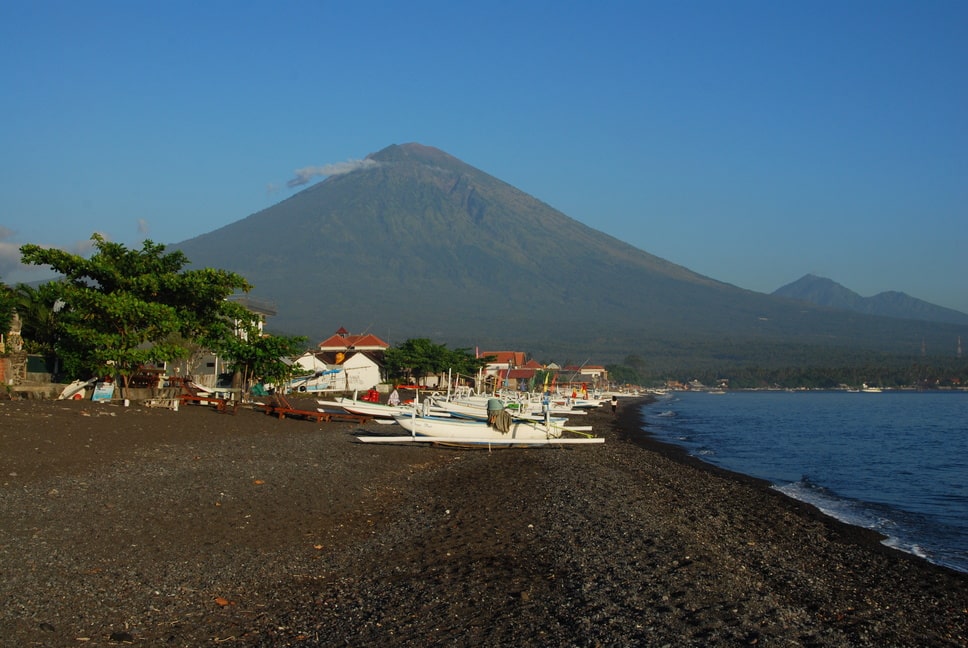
[10,282,61,370]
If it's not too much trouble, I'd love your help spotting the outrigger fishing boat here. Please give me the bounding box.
[317,397,414,420]
[429,396,570,423]
[356,410,603,447]
[318,392,452,420]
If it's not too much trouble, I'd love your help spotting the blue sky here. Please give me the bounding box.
[2,1,966,313]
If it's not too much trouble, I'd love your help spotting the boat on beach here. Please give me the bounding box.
[317,397,415,419]
[429,396,570,423]
[356,410,601,447]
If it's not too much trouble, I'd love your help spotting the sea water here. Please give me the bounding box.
[640,390,968,573]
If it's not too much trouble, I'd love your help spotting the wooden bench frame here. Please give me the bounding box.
[264,393,370,424]
[179,393,240,414]
[176,380,240,414]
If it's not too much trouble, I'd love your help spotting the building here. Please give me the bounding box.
[315,328,390,391]
[318,327,390,356]
[559,364,608,390]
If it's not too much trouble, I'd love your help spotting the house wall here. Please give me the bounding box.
[341,354,381,390]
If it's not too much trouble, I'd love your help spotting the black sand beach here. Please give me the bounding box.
[0,396,965,646]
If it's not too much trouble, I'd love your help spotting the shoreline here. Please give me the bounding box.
[1,397,965,646]
[616,396,961,576]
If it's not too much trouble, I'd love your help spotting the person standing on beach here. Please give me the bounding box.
[611,395,618,414]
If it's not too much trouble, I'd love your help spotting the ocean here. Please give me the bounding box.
[639,390,968,574]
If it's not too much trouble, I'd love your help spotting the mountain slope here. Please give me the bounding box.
[774,275,968,326]
[173,144,965,364]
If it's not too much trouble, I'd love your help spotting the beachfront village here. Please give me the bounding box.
[2,230,964,400]
[1,236,629,403]
[1,307,616,402]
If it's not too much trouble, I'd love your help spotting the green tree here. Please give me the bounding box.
[221,331,307,394]
[19,234,252,394]
[0,278,14,340]
[8,283,61,359]
[384,338,485,386]
[606,363,643,387]
[623,354,646,372]
[441,345,486,386]
[384,338,438,385]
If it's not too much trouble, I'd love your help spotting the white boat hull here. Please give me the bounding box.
[356,435,604,446]
[394,413,560,440]
[432,399,569,423]
[317,398,414,419]
[391,413,594,442]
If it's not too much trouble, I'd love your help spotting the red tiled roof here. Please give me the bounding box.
[318,332,389,350]
[481,351,525,366]
[352,334,390,348]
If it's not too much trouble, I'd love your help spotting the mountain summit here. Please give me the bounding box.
[174,144,963,365]
[773,275,968,326]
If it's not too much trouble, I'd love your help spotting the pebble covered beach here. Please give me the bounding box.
[1,396,965,646]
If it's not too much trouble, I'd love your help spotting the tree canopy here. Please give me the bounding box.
[6,282,61,358]
[19,234,255,390]
[383,338,485,386]
[221,332,307,393]
[0,279,14,340]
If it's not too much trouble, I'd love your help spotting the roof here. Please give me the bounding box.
[480,351,526,366]
[318,331,389,350]
[316,350,385,367]
[562,365,606,374]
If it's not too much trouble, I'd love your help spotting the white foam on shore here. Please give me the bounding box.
[773,478,952,569]
[640,393,968,574]
[775,478,877,530]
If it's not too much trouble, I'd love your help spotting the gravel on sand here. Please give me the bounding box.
[0,396,965,646]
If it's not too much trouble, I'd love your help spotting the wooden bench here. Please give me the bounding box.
[264,394,370,424]
[177,380,239,414]
[180,393,239,414]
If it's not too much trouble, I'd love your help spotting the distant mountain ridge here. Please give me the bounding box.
[172,143,966,367]
[773,275,968,326]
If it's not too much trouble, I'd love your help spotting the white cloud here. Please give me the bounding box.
[0,233,98,284]
[286,158,378,188]
[0,227,28,279]
[0,240,24,278]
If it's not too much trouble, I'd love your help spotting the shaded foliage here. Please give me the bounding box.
[605,364,645,388]
[0,279,14,341]
[221,332,307,393]
[19,234,253,391]
[7,283,61,358]
[383,338,485,386]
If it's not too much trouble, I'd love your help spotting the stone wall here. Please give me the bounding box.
[3,351,27,385]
